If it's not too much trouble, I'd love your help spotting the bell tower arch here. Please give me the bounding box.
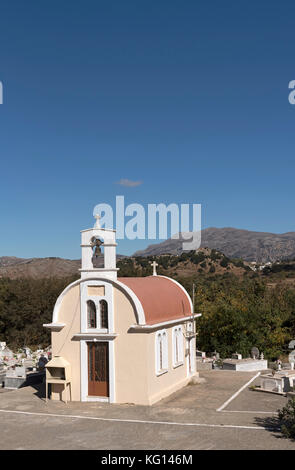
[80,214,118,280]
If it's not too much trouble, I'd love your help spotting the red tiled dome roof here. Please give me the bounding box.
[118,276,192,325]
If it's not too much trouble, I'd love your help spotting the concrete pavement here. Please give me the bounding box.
[0,370,293,450]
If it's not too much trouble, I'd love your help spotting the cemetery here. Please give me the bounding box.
[257,370,295,395]
[0,341,51,390]
[196,347,268,372]
[222,357,268,372]
[252,342,295,396]
[3,332,295,404]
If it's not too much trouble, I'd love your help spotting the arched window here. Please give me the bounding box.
[100,300,108,329]
[172,326,184,367]
[87,300,97,329]
[155,330,168,375]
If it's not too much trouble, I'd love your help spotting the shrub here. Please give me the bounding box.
[232,258,245,268]
[278,398,295,439]
[210,249,222,261]
[220,257,229,268]
[191,252,206,265]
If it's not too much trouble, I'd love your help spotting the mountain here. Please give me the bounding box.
[2,227,295,278]
[0,257,81,279]
[133,227,295,263]
[0,254,126,279]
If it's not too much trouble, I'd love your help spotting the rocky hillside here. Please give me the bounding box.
[117,248,251,278]
[3,225,295,279]
[0,249,249,279]
[0,254,127,279]
[0,257,81,279]
[133,227,295,263]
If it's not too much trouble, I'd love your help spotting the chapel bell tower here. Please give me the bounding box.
[80,215,118,280]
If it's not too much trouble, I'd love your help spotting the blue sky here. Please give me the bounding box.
[0,0,295,257]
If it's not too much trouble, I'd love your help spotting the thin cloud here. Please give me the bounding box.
[116,179,143,187]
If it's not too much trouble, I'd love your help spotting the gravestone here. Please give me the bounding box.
[232,353,242,360]
[251,347,260,359]
[0,346,13,359]
[14,366,26,377]
[259,371,295,394]
[4,365,26,389]
[209,351,220,360]
[23,347,32,359]
[196,350,206,359]
[223,357,268,371]
[289,350,295,370]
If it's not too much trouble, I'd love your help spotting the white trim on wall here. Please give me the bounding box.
[172,325,184,368]
[80,338,116,403]
[80,280,114,334]
[185,322,196,377]
[79,279,116,402]
[129,314,201,332]
[155,329,168,376]
[73,333,117,340]
[51,277,146,326]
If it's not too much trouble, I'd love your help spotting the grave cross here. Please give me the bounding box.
[150,261,158,276]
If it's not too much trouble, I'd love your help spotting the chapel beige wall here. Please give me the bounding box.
[113,286,149,404]
[113,286,191,406]
[50,285,81,401]
[146,326,190,405]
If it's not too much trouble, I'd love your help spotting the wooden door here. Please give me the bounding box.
[88,342,109,397]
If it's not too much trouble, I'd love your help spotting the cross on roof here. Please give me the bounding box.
[94,214,101,228]
[150,260,158,276]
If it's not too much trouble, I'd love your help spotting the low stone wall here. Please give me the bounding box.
[4,376,26,389]
[196,361,213,371]
[4,371,45,389]
[223,359,268,371]
[269,362,290,370]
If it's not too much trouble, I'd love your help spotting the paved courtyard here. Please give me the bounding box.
[0,370,294,450]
